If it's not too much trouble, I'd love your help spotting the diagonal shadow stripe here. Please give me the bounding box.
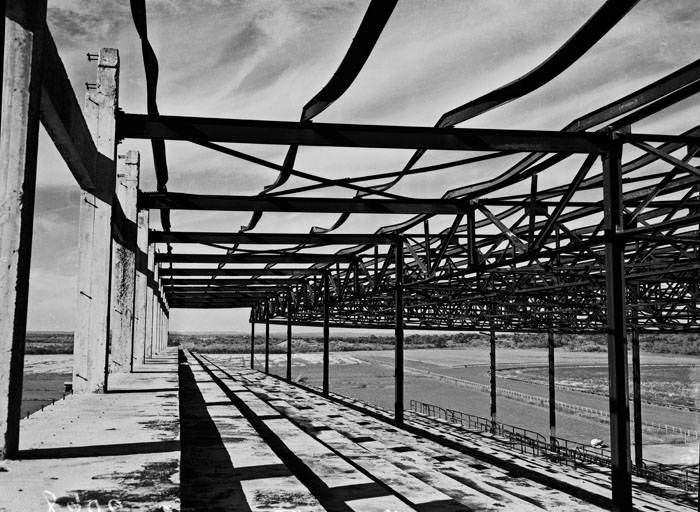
[17,440,180,459]
[179,351,251,512]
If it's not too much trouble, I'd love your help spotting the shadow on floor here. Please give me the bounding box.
[179,351,252,512]
[17,440,180,459]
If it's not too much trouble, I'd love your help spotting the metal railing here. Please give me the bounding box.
[409,399,698,493]
[406,367,699,442]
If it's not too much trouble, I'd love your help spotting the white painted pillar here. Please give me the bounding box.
[0,0,47,459]
[73,48,119,394]
[109,150,139,374]
[132,209,149,369]
[145,244,155,359]
[150,263,160,356]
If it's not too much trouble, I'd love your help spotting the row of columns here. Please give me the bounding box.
[0,0,168,458]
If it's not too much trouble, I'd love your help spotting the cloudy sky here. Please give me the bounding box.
[30,0,699,332]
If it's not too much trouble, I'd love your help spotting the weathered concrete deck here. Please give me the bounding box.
[1,349,695,511]
[0,351,179,511]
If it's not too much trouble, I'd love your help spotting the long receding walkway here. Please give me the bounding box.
[0,350,694,512]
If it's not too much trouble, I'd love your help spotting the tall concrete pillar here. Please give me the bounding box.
[132,209,149,369]
[151,264,160,355]
[73,48,120,394]
[0,0,47,459]
[109,151,139,374]
[145,244,155,359]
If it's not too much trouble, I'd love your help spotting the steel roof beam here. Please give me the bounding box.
[117,113,610,154]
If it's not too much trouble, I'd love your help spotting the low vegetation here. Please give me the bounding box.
[24,331,700,355]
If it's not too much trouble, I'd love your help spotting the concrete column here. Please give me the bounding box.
[132,209,149,368]
[151,269,159,355]
[109,151,139,374]
[145,245,155,359]
[0,0,47,459]
[73,48,119,394]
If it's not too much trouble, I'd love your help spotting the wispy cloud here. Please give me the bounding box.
[34,0,699,330]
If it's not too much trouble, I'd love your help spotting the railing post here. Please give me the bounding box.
[603,136,632,512]
[286,287,292,381]
[265,300,270,375]
[0,0,47,459]
[548,329,556,445]
[109,150,139,374]
[73,47,119,394]
[322,270,330,396]
[490,326,497,432]
[395,237,404,426]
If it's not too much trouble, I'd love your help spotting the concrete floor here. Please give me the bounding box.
[0,349,695,511]
[0,352,180,511]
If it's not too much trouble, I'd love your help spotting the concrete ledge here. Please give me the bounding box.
[0,350,180,511]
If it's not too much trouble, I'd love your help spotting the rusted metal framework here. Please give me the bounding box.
[1,1,697,510]
[132,3,696,510]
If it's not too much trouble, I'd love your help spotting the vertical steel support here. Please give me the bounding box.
[603,138,632,511]
[322,270,330,396]
[109,150,139,374]
[264,300,270,375]
[490,326,496,430]
[548,330,556,444]
[73,48,119,394]
[286,288,292,381]
[250,315,255,370]
[394,239,404,426]
[132,209,149,369]
[631,326,643,468]
[0,0,46,459]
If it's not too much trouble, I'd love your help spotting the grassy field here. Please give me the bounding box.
[212,347,699,466]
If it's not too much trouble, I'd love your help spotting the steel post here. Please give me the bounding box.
[323,271,330,396]
[395,239,404,426]
[603,139,632,511]
[286,288,292,381]
[548,330,556,444]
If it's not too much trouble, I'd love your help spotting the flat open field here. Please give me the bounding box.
[217,347,699,466]
[21,355,73,417]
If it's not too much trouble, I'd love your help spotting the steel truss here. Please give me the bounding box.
[119,1,698,510]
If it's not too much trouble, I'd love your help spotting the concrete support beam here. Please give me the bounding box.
[132,209,149,368]
[0,0,47,459]
[145,245,154,358]
[151,265,160,355]
[72,48,119,394]
[109,150,139,374]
